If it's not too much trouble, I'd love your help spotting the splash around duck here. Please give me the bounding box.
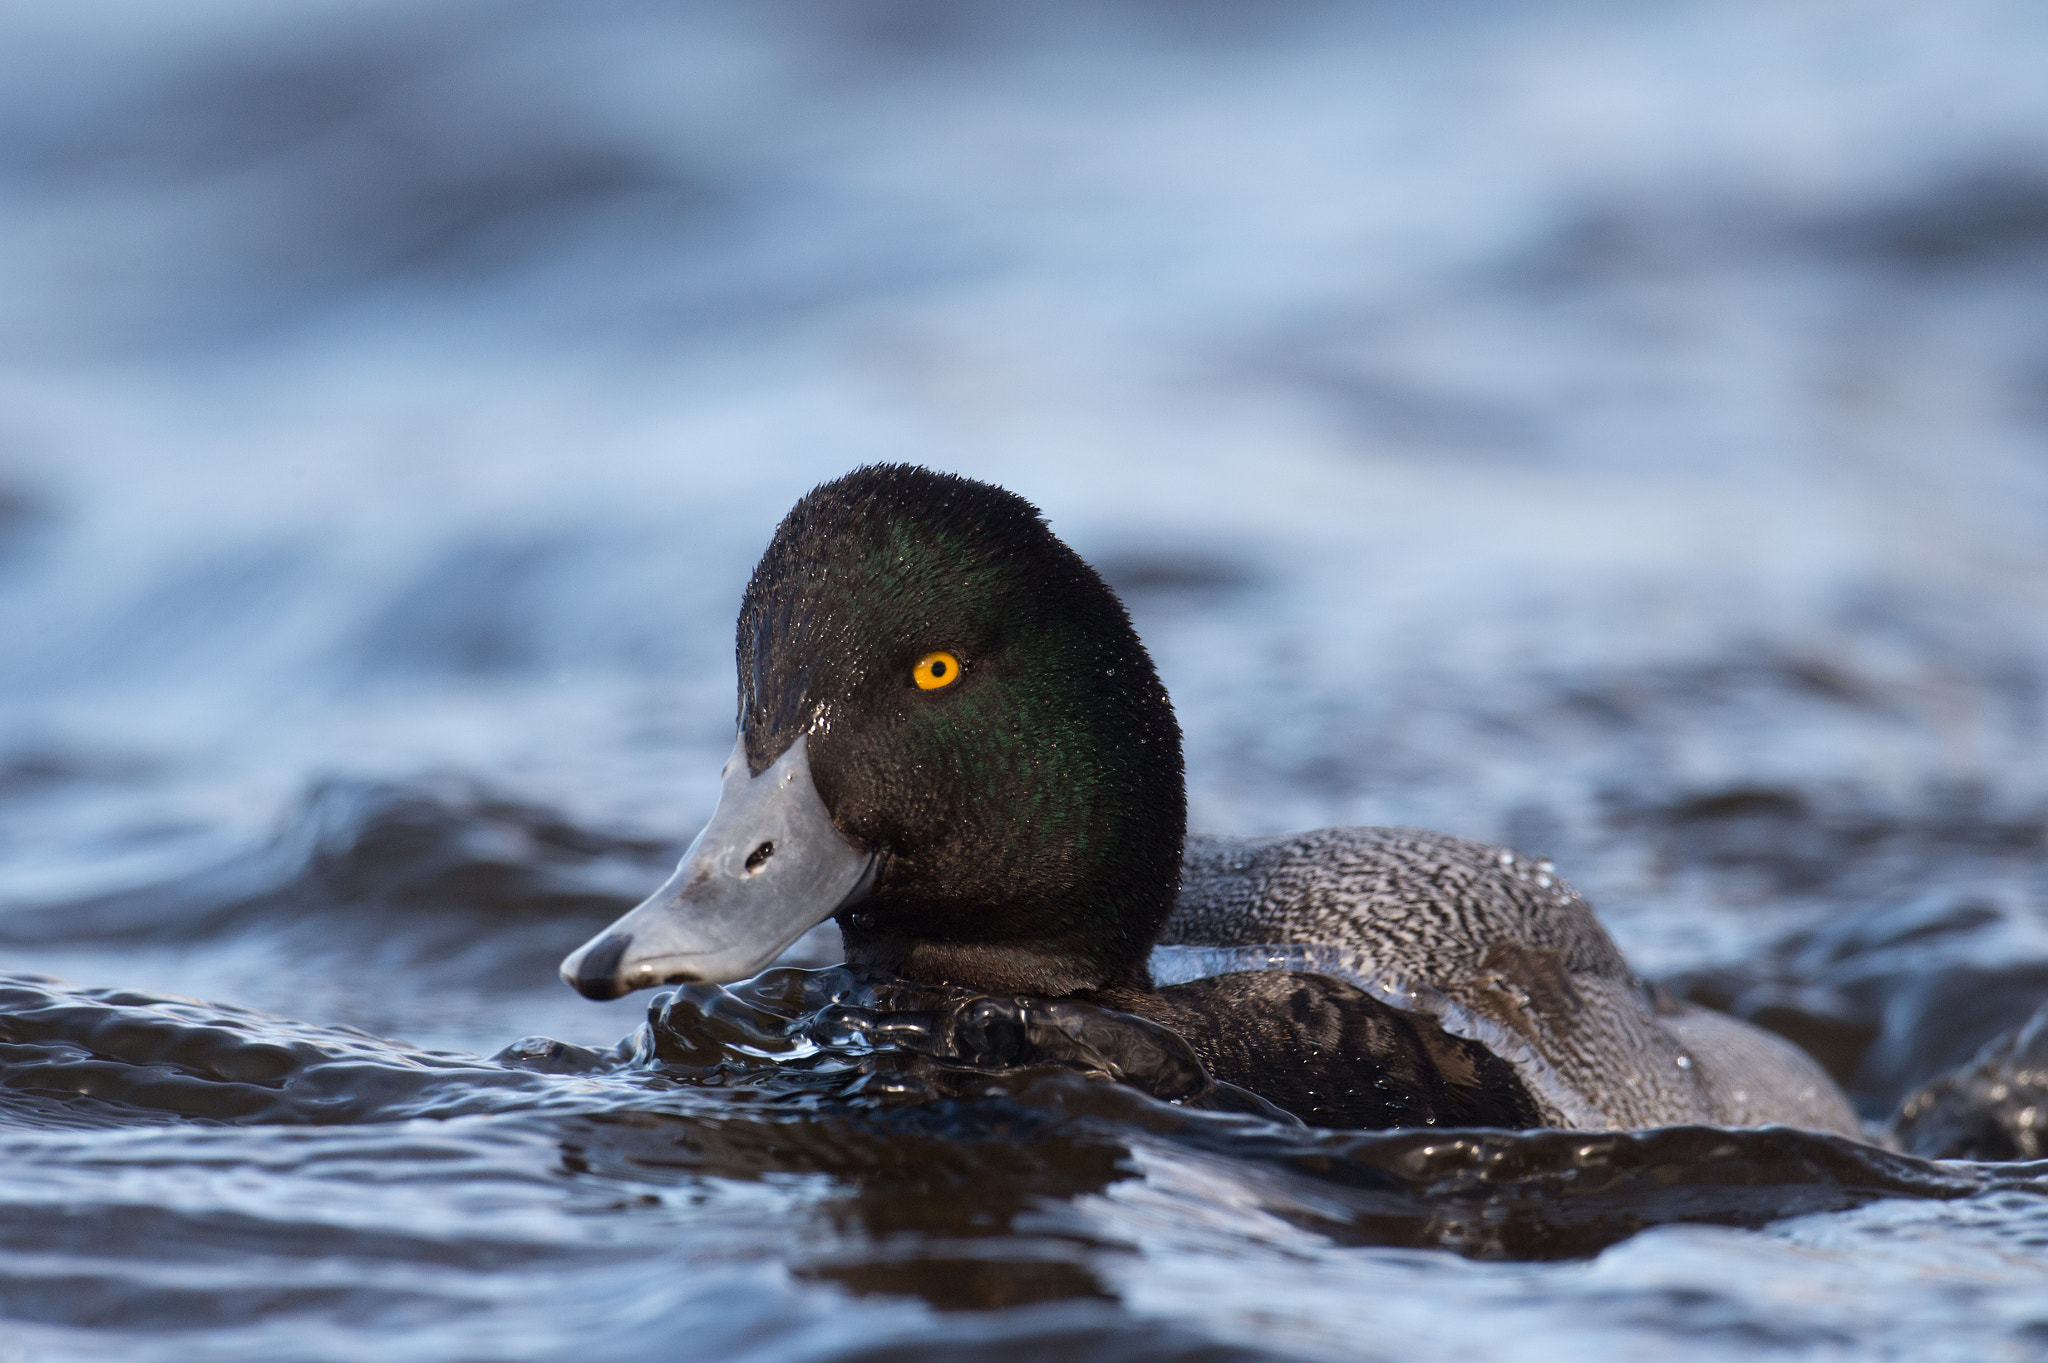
[559,464,1859,1136]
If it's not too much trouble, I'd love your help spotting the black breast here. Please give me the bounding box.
[1100,970,1542,1130]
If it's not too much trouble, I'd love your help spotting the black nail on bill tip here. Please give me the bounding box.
[570,933,633,1000]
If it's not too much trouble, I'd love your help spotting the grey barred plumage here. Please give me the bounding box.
[1166,827,1861,1135]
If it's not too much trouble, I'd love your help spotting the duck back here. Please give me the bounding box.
[1164,827,1860,1135]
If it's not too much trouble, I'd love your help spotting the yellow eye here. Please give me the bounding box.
[913,650,962,690]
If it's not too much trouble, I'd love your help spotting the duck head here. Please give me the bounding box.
[561,464,1185,1000]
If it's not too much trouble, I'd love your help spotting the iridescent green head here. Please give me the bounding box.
[739,464,1185,995]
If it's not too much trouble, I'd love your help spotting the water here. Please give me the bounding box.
[3,0,2048,1357]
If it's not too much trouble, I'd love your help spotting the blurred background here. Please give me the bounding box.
[1,0,2046,1109]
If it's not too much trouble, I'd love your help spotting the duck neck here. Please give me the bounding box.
[839,908,1161,999]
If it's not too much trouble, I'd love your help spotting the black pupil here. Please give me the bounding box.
[930,658,947,678]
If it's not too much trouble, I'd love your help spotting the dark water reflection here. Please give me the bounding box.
[3,961,2043,1356]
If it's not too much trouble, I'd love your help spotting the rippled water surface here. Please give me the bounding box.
[4,1,2048,1358]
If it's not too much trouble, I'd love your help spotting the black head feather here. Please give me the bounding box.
[736,464,1185,994]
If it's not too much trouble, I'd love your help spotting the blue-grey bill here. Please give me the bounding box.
[559,733,874,999]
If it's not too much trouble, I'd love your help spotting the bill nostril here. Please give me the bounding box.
[744,841,775,873]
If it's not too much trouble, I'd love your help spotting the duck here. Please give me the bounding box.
[560,463,1860,1136]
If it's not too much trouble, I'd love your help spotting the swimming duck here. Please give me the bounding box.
[561,464,1859,1136]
